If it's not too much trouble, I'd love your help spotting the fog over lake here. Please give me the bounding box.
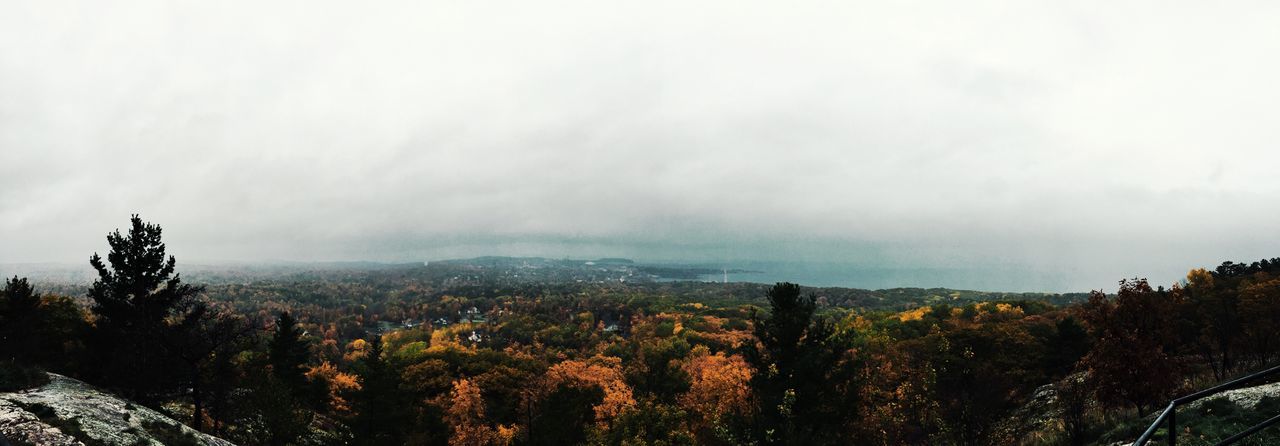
[4,1,1280,292]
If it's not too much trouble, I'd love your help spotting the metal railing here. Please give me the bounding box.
[1135,364,1280,445]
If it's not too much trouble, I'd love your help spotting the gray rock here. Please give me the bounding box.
[0,397,85,445]
[1183,381,1280,411]
[0,373,235,446]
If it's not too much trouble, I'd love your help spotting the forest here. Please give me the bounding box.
[3,215,1280,445]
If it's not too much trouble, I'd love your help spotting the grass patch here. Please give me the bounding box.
[1092,397,1280,446]
[1175,396,1280,445]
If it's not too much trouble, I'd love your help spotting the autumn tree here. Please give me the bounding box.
[1182,258,1280,370]
[526,355,635,446]
[1056,374,1094,446]
[680,347,753,444]
[1238,274,1280,364]
[305,361,362,416]
[1080,279,1180,413]
[1183,268,1240,379]
[87,215,205,401]
[446,378,517,446]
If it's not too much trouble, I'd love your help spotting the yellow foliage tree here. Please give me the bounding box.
[679,347,752,431]
[344,338,370,362]
[898,306,930,322]
[1187,268,1215,292]
[446,378,517,446]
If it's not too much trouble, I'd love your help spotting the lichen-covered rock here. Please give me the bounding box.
[1184,381,1280,411]
[0,373,235,446]
[993,379,1064,444]
[0,398,85,445]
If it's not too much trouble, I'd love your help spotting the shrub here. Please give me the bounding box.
[141,420,204,446]
[0,360,49,391]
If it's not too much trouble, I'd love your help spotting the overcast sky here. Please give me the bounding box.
[3,1,1280,291]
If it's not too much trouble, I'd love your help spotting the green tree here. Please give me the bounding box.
[526,384,604,446]
[87,215,205,401]
[268,311,311,397]
[0,276,41,363]
[244,365,315,446]
[589,400,696,446]
[170,304,253,432]
[352,336,407,445]
[1045,316,1091,377]
[746,282,843,445]
[1184,268,1240,380]
[626,337,692,404]
[926,324,1043,445]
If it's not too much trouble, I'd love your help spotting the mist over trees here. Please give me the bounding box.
[2,216,1279,445]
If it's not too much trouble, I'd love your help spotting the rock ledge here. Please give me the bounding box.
[0,373,235,446]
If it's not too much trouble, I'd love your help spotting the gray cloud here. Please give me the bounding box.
[3,1,1280,291]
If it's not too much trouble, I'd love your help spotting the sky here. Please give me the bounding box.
[3,1,1280,292]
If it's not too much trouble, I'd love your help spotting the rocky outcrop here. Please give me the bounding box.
[0,373,235,446]
[0,400,83,446]
[1184,380,1280,411]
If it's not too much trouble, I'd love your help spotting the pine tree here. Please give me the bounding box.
[352,335,407,445]
[746,282,841,445]
[170,304,253,432]
[0,276,40,362]
[268,311,310,397]
[87,215,204,401]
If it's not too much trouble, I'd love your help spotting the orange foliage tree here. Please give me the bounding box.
[535,355,635,423]
[305,361,361,415]
[680,347,752,432]
[445,378,517,446]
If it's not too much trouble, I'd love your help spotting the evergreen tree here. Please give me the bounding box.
[268,311,310,397]
[1045,316,1091,376]
[87,215,204,401]
[171,303,254,432]
[526,385,603,446]
[1,276,87,371]
[243,363,314,446]
[0,276,40,363]
[352,335,407,445]
[746,282,842,445]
